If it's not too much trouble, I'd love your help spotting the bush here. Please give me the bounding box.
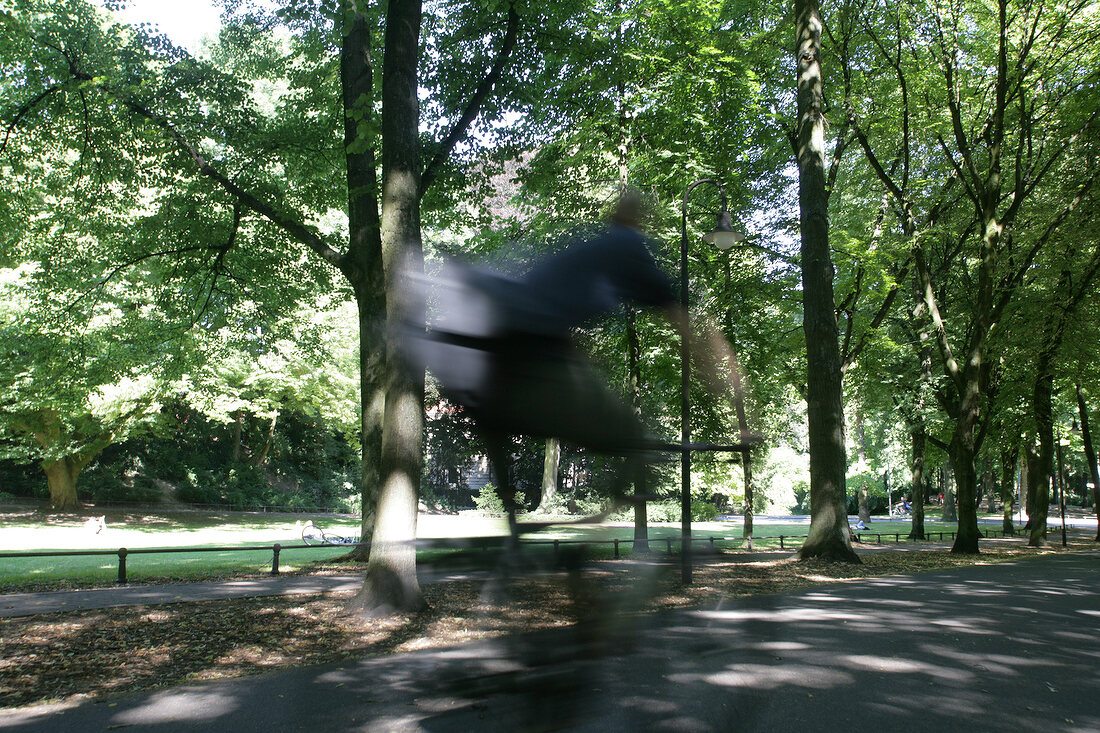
[645,501,679,522]
[0,460,39,498]
[692,500,719,522]
[473,482,526,516]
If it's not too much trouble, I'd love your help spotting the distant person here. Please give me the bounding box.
[400,192,745,534]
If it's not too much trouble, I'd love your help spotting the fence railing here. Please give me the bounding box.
[0,527,1022,585]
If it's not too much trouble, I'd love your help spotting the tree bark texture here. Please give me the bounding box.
[1024,443,1038,530]
[625,307,650,552]
[999,447,1018,535]
[941,465,958,523]
[1029,370,1056,547]
[353,0,426,613]
[794,0,858,563]
[538,437,560,513]
[1076,385,1100,541]
[982,468,995,513]
[728,345,754,539]
[908,427,927,539]
[42,457,82,511]
[339,3,388,560]
[857,485,871,524]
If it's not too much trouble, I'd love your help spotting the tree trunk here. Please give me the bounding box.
[1076,384,1100,541]
[1029,371,1056,547]
[231,411,243,462]
[908,426,927,539]
[251,413,277,466]
[624,308,650,553]
[857,485,871,524]
[42,457,82,512]
[352,0,426,613]
[942,464,958,524]
[982,467,996,513]
[948,447,981,550]
[999,447,1018,535]
[537,437,560,513]
[728,346,754,540]
[1024,441,1038,531]
[338,3,388,563]
[794,0,858,563]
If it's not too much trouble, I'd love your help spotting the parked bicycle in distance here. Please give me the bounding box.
[300,521,359,546]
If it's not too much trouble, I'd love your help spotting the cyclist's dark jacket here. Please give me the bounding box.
[409,223,674,450]
[518,223,675,335]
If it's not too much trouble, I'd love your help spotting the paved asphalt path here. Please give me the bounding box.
[2,552,1098,733]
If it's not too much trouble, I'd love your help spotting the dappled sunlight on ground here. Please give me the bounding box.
[1,552,1098,732]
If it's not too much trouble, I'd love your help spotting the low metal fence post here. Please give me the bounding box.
[272,543,281,575]
[779,535,784,550]
[613,538,620,559]
[117,547,128,584]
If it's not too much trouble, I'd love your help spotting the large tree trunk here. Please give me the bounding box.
[941,465,958,523]
[794,0,858,563]
[625,308,649,551]
[1029,371,1056,547]
[537,437,560,513]
[948,441,980,551]
[1024,442,1038,530]
[999,447,1018,535]
[42,457,83,512]
[231,412,243,462]
[348,294,386,560]
[982,467,996,513]
[352,0,426,613]
[857,485,871,524]
[1076,384,1100,542]
[908,427,927,539]
[338,3,388,562]
[729,346,754,540]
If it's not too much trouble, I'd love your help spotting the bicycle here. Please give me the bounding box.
[300,520,360,546]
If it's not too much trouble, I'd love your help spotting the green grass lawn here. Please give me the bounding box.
[0,504,990,591]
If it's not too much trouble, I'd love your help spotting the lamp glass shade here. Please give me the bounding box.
[702,211,744,250]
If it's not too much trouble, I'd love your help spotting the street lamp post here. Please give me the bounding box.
[680,179,743,585]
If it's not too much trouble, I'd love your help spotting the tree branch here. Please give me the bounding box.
[1,84,61,155]
[419,2,520,197]
[914,243,963,390]
[123,101,345,269]
[991,168,1100,325]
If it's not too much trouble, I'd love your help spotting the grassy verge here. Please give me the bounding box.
[0,505,1024,592]
[0,544,355,591]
